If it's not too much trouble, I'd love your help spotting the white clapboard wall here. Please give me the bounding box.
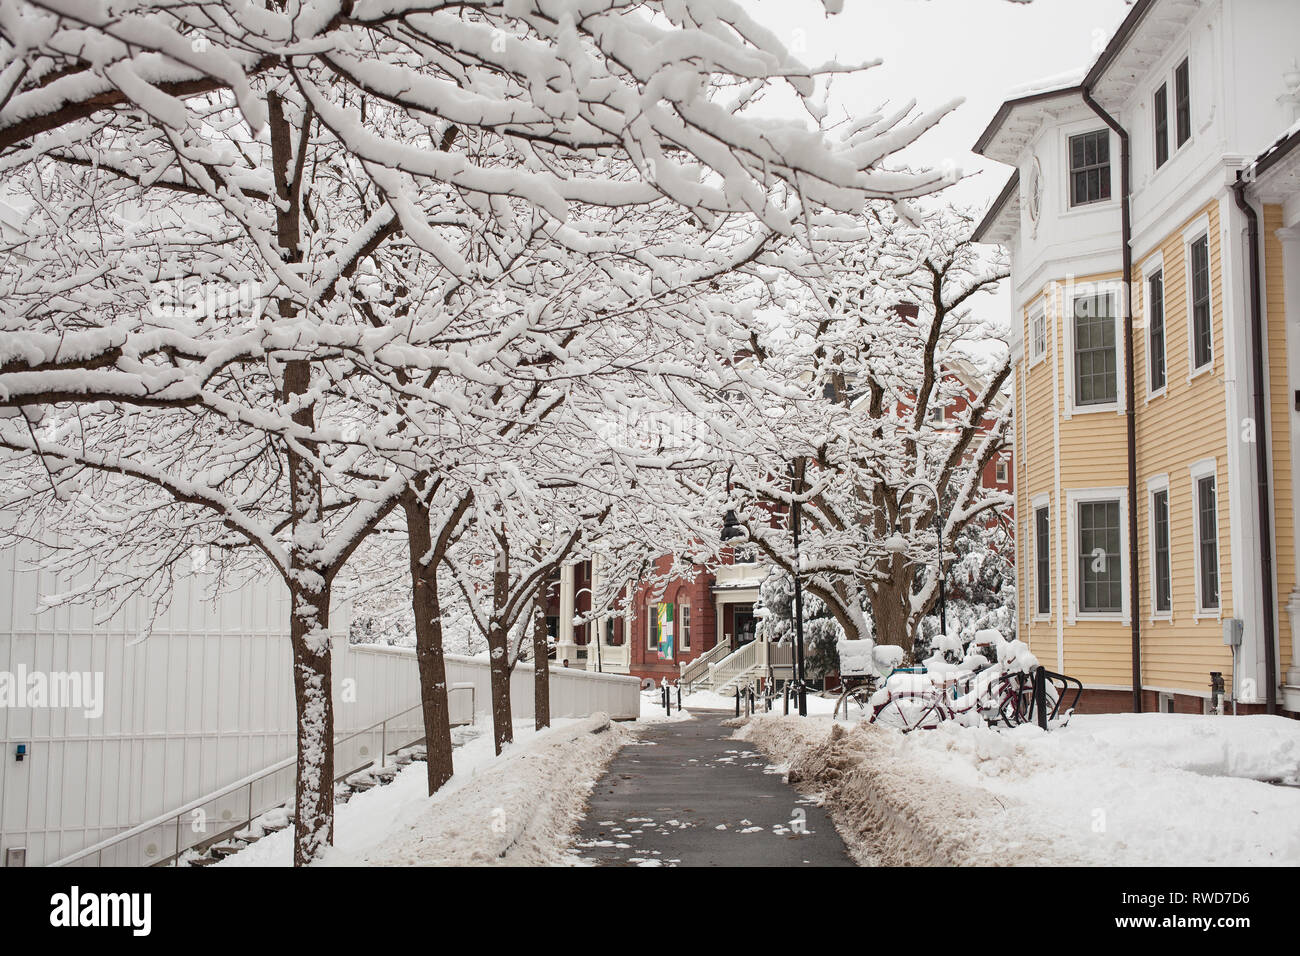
[0,542,639,867]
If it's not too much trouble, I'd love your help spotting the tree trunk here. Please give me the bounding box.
[533,577,550,731]
[403,494,455,795]
[288,583,334,867]
[487,554,513,754]
[871,577,914,656]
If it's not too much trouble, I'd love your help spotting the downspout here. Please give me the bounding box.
[1231,175,1280,714]
[1082,86,1143,713]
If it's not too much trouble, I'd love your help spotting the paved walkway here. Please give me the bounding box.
[573,712,853,867]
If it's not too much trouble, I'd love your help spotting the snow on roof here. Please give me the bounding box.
[1246,116,1300,182]
[1001,66,1087,102]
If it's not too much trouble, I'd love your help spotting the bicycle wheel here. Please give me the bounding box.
[870,691,948,732]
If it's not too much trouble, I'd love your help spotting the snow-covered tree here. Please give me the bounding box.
[0,0,974,865]
[725,204,1013,659]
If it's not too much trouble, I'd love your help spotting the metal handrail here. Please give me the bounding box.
[50,686,475,867]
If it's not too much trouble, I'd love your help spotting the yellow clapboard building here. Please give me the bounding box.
[973,0,1300,715]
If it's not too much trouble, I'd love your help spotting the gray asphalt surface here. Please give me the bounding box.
[572,711,853,867]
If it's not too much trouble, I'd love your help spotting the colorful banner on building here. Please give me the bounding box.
[657,602,674,659]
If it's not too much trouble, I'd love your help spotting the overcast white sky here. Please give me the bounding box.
[740,0,1133,335]
[745,0,1134,209]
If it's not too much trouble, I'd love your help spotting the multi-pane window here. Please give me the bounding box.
[1078,500,1122,613]
[1152,489,1171,614]
[679,602,691,651]
[1069,130,1111,207]
[1190,235,1212,369]
[1197,475,1220,610]
[1154,83,1169,168]
[1031,310,1046,360]
[1035,506,1051,616]
[996,460,1008,484]
[1074,294,1117,406]
[1148,270,1166,391]
[1174,57,1191,147]
[647,604,660,650]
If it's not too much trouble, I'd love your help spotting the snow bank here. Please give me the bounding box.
[737,715,1008,865]
[738,713,1300,866]
[219,715,628,866]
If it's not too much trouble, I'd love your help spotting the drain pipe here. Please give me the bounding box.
[1082,87,1142,713]
[1231,175,1280,714]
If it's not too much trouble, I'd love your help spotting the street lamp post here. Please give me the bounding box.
[883,478,948,638]
[789,467,808,717]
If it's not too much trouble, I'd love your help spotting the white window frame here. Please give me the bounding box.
[647,604,659,651]
[1183,214,1214,381]
[1029,302,1047,366]
[1064,285,1124,416]
[1189,457,1222,619]
[1063,126,1116,211]
[1150,52,1194,175]
[1065,487,1130,624]
[1172,54,1193,152]
[679,600,691,651]
[995,459,1008,484]
[1031,493,1052,622]
[1146,473,1173,622]
[1140,250,1166,401]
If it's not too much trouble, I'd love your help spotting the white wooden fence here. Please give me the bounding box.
[0,541,639,868]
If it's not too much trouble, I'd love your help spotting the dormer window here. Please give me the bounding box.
[1068,130,1111,207]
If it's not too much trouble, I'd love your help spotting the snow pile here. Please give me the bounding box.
[738,713,1300,866]
[219,715,628,866]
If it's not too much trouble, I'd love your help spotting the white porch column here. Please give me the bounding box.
[556,563,577,667]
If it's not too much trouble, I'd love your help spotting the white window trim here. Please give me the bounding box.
[679,601,691,651]
[1139,250,1167,402]
[647,605,658,651]
[1064,285,1124,416]
[995,459,1009,484]
[1150,52,1194,176]
[1061,124,1118,214]
[1188,458,1222,620]
[1028,300,1047,367]
[1031,493,1051,622]
[1183,214,1214,381]
[1065,487,1130,625]
[1146,473,1173,622]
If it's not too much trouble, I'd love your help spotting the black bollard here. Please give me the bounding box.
[784,684,789,716]
[735,686,740,717]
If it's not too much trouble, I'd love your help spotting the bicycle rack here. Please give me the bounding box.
[1028,667,1084,728]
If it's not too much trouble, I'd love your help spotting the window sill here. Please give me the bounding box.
[1069,401,1120,416]
[1061,197,1118,218]
[1070,612,1127,623]
[1145,385,1167,403]
[1193,608,1222,623]
[1187,362,1213,383]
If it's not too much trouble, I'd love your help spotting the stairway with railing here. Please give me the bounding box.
[680,640,794,695]
[678,640,733,690]
[50,685,476,867]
